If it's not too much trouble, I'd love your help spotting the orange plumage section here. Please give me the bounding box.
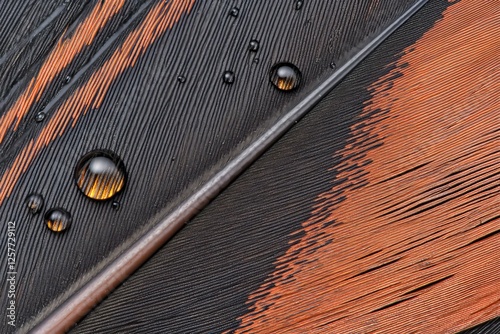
[0,0,125,144]
[235,0,500,332]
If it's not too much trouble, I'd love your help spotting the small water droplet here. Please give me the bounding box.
[45,208,72,232]
[112,201,120,211]
[64,75,72,84]
[330,62,337,70]
[223,71,235,84]
[295,0,304,10]
[248,40,259,52]
[229,7,239,17]
[35,112,46,122]
[177,75,186,83]
[270,63,301,91]
[75,150,126,200]
[26,193,44,214]
[253,58,260,64]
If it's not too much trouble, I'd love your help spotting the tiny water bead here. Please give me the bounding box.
[223,71,235,84]
[64,75,72,84]
[248,40,259,52]
[330,62,337,70]
[75,150,126,200]
[112,201,120,211]
[177,75,186,83]
[269,63,301,91]
[25,193,44,214]
[229,7,239,17]
[45,208,72,232]
[295,0,304,10]
[35,112,46,122]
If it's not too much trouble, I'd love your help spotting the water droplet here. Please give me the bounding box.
[330,62,336,70]
[112,201,120,211]
[75,150,126,200]
[35,112,46,122]
[26,193,44,214]
[295,0,304,10]
[229,7,239,17]
[45,208,72,232]
[253,58,260,64]
[64,75,72,84]
[270,63,301,91]
[248,40,259,52]
[177,75,186,83]
[223,71,235,84]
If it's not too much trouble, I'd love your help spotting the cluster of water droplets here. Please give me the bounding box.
[26,150,126,233]
[26,1,340,234]
[172,1,339,91]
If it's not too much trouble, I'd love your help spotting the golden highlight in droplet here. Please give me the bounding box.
[270,63,302,91]
[275,77,295,91]
[75,150,126,201]
[47,220,63,232]
[45,208,72,232]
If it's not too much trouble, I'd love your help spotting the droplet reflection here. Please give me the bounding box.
[26,193,44,214]
[75,150,126,200]
[223,71,235,84]
[229,7,239,17]
[45,208,72,232]
[248,40,259,52]
[269,63,301,91]
[35,112,46,122]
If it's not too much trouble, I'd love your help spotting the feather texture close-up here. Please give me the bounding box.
[0,0,498,333]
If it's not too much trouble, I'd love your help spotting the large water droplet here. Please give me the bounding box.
[223,71,235,84]
[248,40,259,52]
[45,208,72,232]
[270,63,301,91]
[26,193,44,214]
[75,150,126,200]
[229,7,239,17]
[295,0,304,10]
